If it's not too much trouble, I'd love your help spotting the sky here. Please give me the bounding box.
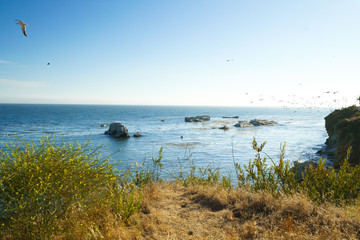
[0,0,359,107]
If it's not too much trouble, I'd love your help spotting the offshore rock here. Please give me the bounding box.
[249,119,277,126]
[222,116,239,119]
[234,120,277,127]
[104,123,130,138]
[185,115,210,122]
[133,131,142,137]
[219,125,230,130]
[234,121,254,128]
[323,106,360,167]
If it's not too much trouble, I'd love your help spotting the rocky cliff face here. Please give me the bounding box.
[324,106,360,167]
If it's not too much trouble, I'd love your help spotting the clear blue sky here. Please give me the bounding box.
[1,0,359,107]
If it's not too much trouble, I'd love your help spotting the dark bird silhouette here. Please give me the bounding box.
[16,20,27,37]
[47,63,50,65]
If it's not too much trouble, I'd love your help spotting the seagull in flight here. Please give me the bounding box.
[16,20,27,37]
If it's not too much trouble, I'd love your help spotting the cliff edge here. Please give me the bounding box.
[324,106,360,167]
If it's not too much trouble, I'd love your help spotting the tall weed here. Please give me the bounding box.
[131,147,164,186]
[235,138,296,195]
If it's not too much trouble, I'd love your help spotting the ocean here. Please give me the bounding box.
[0,104,330,179]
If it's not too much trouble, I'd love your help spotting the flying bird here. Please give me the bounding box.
[16,20,27,37]
[47,63,50,65]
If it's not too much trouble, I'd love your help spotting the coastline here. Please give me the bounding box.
[0,104,329,179]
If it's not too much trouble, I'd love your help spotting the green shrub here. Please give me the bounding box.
[235,138,297,195]
[0,134,140,239]
[110,183,142,225]
[182,164,221,187]
[303,147,360,204]
[234,139,360,204]
[131,147,164,186]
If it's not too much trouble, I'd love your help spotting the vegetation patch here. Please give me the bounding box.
[0,135,141,239]
[1,134,360,239]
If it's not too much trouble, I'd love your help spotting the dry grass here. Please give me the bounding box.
[107,182,360,240]
[3,181,360,239]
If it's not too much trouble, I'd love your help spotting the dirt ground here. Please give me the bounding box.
[139,184,241,239]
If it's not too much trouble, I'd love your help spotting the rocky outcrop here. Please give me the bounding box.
[234,121,254,128]
[104,123,130,138]
[222,116,239,119]
[219,125,230,130]
[185,115,210,122]
[250,119,277,126]
[234,119,277,128]
[133,131,142,137]
[323,106,360,167]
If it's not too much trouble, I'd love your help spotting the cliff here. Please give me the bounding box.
[324,106,360,167]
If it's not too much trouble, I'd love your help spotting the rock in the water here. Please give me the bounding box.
[291,160,318,182]
[234,120,277,127]
[133,131,142,137]
[185,115,210,122]
[249,119,277,126]
[219,125,230,130]
[222,116,239,119]
[100,124,108,127]
[104,123,130,138]
[234,121,254,128]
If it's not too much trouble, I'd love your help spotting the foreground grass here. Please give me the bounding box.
[137,182,360,239]
[1,135,360,239]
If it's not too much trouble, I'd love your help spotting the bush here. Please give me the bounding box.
[131,147,164,186]
[235,138,297,195]
[0,135,139,239]
[303,147,360,204]
[234,138,360,204]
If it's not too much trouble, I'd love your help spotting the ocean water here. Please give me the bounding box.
[0,104,330,179]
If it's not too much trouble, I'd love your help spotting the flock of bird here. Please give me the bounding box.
[242,90,346,111]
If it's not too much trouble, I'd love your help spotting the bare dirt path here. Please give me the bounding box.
[138,184,245,240]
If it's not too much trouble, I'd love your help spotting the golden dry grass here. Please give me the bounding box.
[3,181,359,239]
[118,182,360,240]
